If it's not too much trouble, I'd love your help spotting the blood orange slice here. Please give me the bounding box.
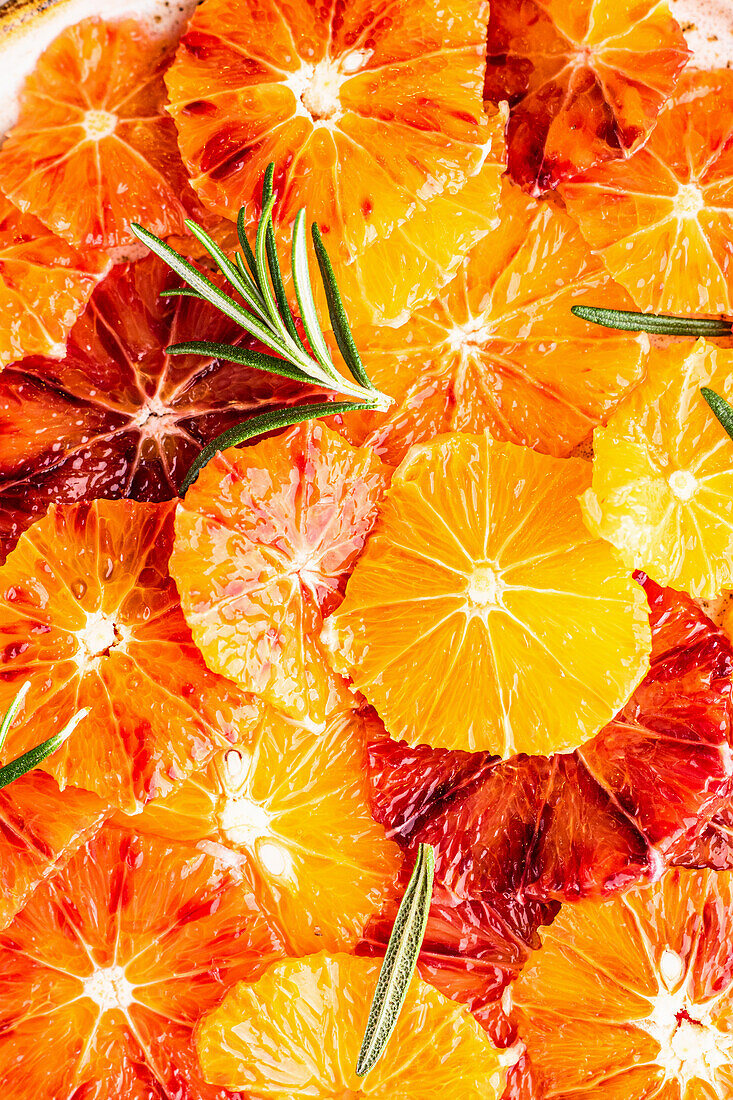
[335,181,651,466]
[171,422,389,723]
[0,823,283,1099]
[0,196,108,368]
[0,18,201,249]
[0,254,323,564]
[0,499,260,813]
[124,703,400,955]
[165,0,490,262]
[485,0,690,194]
[561,69,733,313]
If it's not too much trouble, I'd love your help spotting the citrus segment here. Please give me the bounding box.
[0,18,202,249]
[324,431,651,755]
[513,868,733,1099]
[335,181,651,466]
[582,340,733,599]
[0,196,108,368]
[0,499,260,813]
[120,703,400,954]
[560,70,733,313]
[0,772,106,930]
[195,952,506,1098]
[0,254,324,563]
[485,0,690,193]
[166,0,490,262]
[171,422,389,722]
[0,823,284,1098]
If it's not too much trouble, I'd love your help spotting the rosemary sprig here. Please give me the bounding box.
[0,681,88,791]
[131,166,391,492]
[701,387,733,442]
[356,843,436,1079]
[571,304,733,337]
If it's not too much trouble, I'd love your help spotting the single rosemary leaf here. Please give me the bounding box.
[571,304,733,337]
[237,206,260,288]
[180,400,375,494]
[311,222,374,393]
[0,681,30,752]
[701,387,733,442]
[261,165,306,353]
[356,843,436,1079]
[0,707,89,791]
[255,194,300,354]
[291,209,339,380]
[184,218,267,319]
[166,340,314,384]
[159,288,204,299]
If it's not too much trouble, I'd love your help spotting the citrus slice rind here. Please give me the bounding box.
[195,952,507,1098]
[118,703,401,955]
[324,431,651,756]
[485,0,690,194]
[0,499,261,813]
[560,69,733,314]
[0,18,201,249]
[170,422,390,723]
[581,340,733,599]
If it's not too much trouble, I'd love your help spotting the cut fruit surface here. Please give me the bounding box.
[0,771,106,930]
[324,431,651,755]
[0,254,324,564]
[121,703,400,955]
[0,823,284,1099]
[0,18,201,249]
[166,0,490,262]
[195,951,507,1098]
[582,340,733,599]
[335,181,651,466]
[0,196,108,368]
[171,422,389,722]
[561,69,733,313]
[513,867,733,1099]
[0,499,260,813]
[485,0,690,193]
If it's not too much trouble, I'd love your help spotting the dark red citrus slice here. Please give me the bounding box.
[485,0,690,193]
[0,253,324,563]
[0,822,283,1098]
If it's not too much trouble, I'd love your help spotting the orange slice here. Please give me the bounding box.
[0,823,284,1098]
[485,0,690,193]
[165,0,490,262]
[561,69,733,313]
[0,499,260,813]
[0,18,202,249]
[323,431,651,755]
[335,180,651,467]
[195,951,507,1098]
[171,422,390,723]
[582,340,733,599]
[513,867,733,1099]
[124,703,400,954]
[0,196,108,368]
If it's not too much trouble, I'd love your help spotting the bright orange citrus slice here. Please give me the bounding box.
[485,0,690,193]
[0,822,284,1098]
[0,18,202,249]
[324,431,652,756]
[0,196,108,368]
[165,0,490,262]
[0,771,106,930]
[513,867,733,1099]
[0,499,260,813]
[335,180,651,467]
[171,422,390,723]
[195,951,507,1098]
[582,340,733,599]
[561,69,733,313]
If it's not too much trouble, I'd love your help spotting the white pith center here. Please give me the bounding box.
[467,565,505,609]
[83,964,135,1013]
[447,317,492,353]
[218,749,293,878]
[83,109,118,141]
[668,469,698,501]
[77,610,125,664]
[287,50,371,124]
[674,182,705,218]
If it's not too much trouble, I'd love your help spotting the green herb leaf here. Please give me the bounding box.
[237,206,260,289]
[0,681,30,751]
[571,304,733,337]
[183,218,268,320]
[159,287,205,299]
[166,340,314,384]
[701,387,733,442]
[291,209,339,381]
[0,697,89,791]
[261,165,306,353]
[356,843,436,1079]
[312,222,375,393]
[180,400,375,495]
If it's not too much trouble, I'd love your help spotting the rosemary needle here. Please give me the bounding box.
[701,387,733,442]
[571,304,733,337]
[0,681,89,791]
